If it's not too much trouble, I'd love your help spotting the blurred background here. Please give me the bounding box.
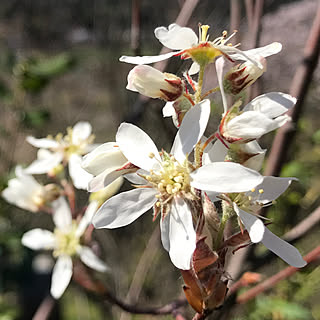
[0,0,319,319]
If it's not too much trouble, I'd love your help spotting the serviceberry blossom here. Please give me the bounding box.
[225,176,306,267]
[25,122,96,189]
[2,166,60,212]
[22,197,108,299]
[120,23,271,70]
[91,100,264,269]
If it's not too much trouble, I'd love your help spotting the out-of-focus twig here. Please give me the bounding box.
[119,226,160,320]
[237,245,320,304]
[283,205,320,242]
[230,0,241,45]
[32,295,55,320]
[264,6,320,177]
[73,262,188,316]
[131,0,140,55]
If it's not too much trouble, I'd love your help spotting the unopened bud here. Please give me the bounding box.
[223,56,267,95]
[126,65,183,101]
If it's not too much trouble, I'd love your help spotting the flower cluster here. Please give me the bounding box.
[82,23,306,314]
[2,22,307,315]
[2,122,123,299]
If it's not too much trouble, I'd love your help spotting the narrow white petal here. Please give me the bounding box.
[119,51,178,65]
[26,136,59,149]
[167,197,195,270]
[188,62,200,75]
[72,122,92,145]
[25,151,63,174]
[22,229,56,250]
[202,139,228,165]
[88,168,125,192]
[52,197,72,231]
[50,255,73,299]
[154,24,198,50]
[171,99,211,162]
[242,42,282,58]
[160,214,170,251]
[215,57,228,114]
[69,154,93,190]
[233,204,265,243]
[93,188,157,229]
[76,201,99,237]
[261,228,306,268]
[162,101,175,117]
[190,162,263,193]
[225,111,281,139]
[116,123,160,171]
[253,176,297,203]
[78,246,109,272]
[124,170,148,184]
[243,92,296,118]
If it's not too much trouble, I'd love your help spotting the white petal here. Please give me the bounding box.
[22,229,55,250]
[82,142,128,176]
[88,168,126,192]
[252,176,297,203]
[233,204,265,243]
[50,255,73,299]
[162,101,175,117]
[72,122,92,145]
[69,154,93,190]
[243,92,296,118]
[25,150,63,174]
[78,246,108,272]
[242,42,282,58]
[202,139,228,165]
[119,51,178,65]
[261,228,306,268]
[167,197,195,270]
[171,99,211,162]
[76,201,99,237]
[154,24,198,50]
[52,197,72,231]
[190,162,263,193]
[26,136,59,149]
[116,123,160,171]
[225,111,282,139]
[188,62,200,75]
[124,170,148,184]
[215,57,228,114]
[160,214,170,252]
[93,188,157,229]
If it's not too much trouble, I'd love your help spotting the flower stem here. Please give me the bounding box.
[194,64,205,103]
[200,86,220,100]
[215,201,234,250]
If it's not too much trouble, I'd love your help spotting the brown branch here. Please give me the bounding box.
[230,0,241,45]
[236,245,320,304]
[32,295,56,320]
[264,6,320,177]
[72,262,188,316]
[283,205,320,242]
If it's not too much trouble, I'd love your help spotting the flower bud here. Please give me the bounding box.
[126,65,183,101]
[223,56,266,95]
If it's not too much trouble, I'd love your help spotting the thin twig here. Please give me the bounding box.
[131,0,141,55]
[264,6,320,177]
[119,226,160,320]
[32,295,56,320]
[236,245,320,304]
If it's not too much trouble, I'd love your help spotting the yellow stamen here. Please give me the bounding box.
[201,25,210,42]
[259,189,264,194]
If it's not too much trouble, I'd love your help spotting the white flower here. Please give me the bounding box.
[21,197,108,299]
[229,177,306,268]
[120,23,271,70]
[92,100,264,269]
[2,166,60,212]
[126,65,183,101]
[25,122,96,190]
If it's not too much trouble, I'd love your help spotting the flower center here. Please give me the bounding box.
[53,223,80,257]
[144,152,191,206]
[229,188,265,214]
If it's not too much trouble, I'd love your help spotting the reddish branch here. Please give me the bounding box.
[236,245,320,304]
[264,7,320,177]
